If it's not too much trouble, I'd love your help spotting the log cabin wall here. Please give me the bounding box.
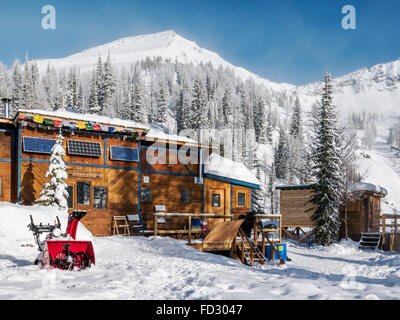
[278,188,315,228]
[231,185,252,219]
[0,126,16,203]
[19,126,140,236]
[339,193,382,241]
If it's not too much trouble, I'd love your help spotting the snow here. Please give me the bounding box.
[204,153,260,186]
[32,30,295,93]
[348,182,388,196]
[17,109,199,144]
[18,109,150,130]
[1,202,400,300]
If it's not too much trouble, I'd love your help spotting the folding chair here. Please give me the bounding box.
[126,214,146,236]
[155,205,168,230]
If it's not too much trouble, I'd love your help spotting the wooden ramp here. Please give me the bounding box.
[202,220,244,252]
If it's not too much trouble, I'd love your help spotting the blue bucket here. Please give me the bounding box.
[265,244,287,261]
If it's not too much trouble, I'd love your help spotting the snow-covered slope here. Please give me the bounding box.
[33,30,294,92]
[298,58,400,114]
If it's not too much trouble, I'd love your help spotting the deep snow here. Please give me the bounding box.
[0,202,399,300]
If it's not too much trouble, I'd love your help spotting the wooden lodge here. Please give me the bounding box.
[276,183,387,242]
[0,109,261,236]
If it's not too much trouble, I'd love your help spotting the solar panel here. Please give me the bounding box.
[23,137,56,154]
[110,146,139,162]
[67,139,102,157]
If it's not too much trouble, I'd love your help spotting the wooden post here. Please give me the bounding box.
[154,214,158,236]
[382,215,386,247]
[262,233,266,256]
[188,215,192,245]
[254,218,258,246]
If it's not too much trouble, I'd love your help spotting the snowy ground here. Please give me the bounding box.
[0,202,399,300]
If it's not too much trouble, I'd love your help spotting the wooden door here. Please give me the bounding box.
[206,188,226,229]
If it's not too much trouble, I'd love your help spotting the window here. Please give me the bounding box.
[212,194,221,207]
[110,146,139,162]
[94,187,107,209]
[237,192,246,207]
[141,187,151,201]
[67,186,74,208]
[77,182,91,205]
[181,190,190,203]
[67,140,102,157]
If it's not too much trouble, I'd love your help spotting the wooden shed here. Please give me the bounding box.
[0,109,260,236]
[276,182,387,241]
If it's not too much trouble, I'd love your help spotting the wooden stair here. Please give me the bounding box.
[359,232,381,250]
[236,229,267,266]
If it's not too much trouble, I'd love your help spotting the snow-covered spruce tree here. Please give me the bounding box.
[191,77,209,129]
[289,96,303,140]
[157,81,168,126]
[274,126,290,180]
[252,156,265,212]
[309,72,342,246]
[36,132,69,212]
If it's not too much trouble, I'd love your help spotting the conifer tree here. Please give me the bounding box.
[309,72,342,246]
[157,81,168,126]
[191,77,209,129]
[36,132,69,212]
[274,127,290,180]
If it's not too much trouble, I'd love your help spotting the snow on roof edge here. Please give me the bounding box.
[204,153,260,187]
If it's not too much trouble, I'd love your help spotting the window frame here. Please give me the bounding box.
[236,191,247,208]
[212,193,221,208]
[67,185,74,209]
[93,186,108,210]
[181,189,190,203]
[76,181,91,205]
[141,187,152,202]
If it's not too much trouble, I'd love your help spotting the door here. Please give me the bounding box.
[363,197,370,232]
[206,189,226,229]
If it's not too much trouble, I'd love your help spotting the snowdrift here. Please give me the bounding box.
[0,202,92,256]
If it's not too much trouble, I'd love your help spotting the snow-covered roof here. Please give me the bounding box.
[16,109,198,144]
[204,153,260,187]
[348,182,388,196]
[17,109,149,130]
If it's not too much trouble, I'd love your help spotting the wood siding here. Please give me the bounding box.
[279,189,315,227]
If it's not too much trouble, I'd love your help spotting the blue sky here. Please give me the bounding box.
[1,0,399,85]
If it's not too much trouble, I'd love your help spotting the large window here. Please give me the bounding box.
[141,187,152,201]
[77,182,91,205]
[94,187,107,209]
[67,186,74,208]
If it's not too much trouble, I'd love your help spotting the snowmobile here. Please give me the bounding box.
[28,210,95,270]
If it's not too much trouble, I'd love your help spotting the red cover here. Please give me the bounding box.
[46,240,95,265]
[66,219,79,240]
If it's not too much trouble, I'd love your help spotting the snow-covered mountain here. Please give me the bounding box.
[33,30,294,93]
[298,58,400,115]
[33,30,400,115]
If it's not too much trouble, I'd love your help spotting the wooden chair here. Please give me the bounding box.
[127,214,146,236]
[112,216,131,236]
[155,205,168,230]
